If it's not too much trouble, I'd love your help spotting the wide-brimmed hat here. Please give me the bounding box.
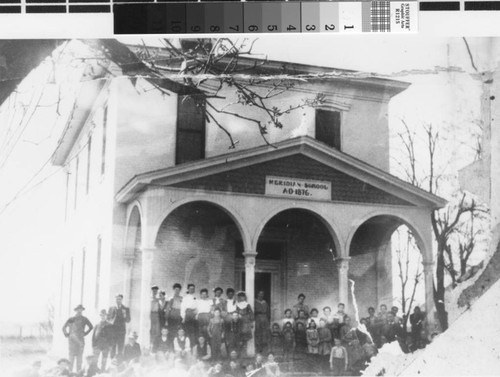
[74,304,85,311]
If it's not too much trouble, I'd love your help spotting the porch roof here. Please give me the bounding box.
[115,136,447,209]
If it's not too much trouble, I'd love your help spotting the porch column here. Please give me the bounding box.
[336,257,350,306]
[123,254,135,303]
[139,247,155,349]
[423,260,437,332]
[243,250,257,357]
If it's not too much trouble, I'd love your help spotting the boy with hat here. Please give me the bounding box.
[92,309,112,371]
[62,305,93,372]
[123,331,142,363]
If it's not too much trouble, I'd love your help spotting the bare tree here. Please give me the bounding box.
[95,38,326,149]
[396,121,487,330]
[393,227,423,330]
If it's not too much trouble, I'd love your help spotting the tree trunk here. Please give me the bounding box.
[434,243,449,330]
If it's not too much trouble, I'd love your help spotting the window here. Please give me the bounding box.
[176,95,205,164]
[64,171,70,221]
[101,106,108,176]
[59,265,64,317]
[80,248,86,304]
[95,236,102,309]
[68,256,74,316]
[86,136,92,194]
[315,109,341,150]
[74,157,79,209]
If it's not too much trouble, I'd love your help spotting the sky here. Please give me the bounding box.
[0,37,496,325]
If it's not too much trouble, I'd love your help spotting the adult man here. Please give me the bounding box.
[158,290,168,329]
[409,306,426,346]
[212,287,226,314]
[381,312,404,343]
[166,283,183,337]
[391,306,403,324]
[364,307,378,344]
[150,285,161,347]
[62,304,93,372]
[92,309,112,371]
[292,293,310,319]
[107,294,131,359]
[181,283,198,344]
[225,288,237,319]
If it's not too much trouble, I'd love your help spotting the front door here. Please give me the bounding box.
[235,240,286,324]
[242,271,272,317]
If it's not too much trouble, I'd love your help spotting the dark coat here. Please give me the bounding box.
[92,320,112,349]
[107,305,131,331]
[123,342,141,362]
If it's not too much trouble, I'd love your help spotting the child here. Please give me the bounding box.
[269,323,284,357]
[208,307,225,360]
[307,308,321,328]
[282,321,295,363]
[295,309,308,331]
[281,309,295,329]
[225,312,242,355]
[329,338,348,376]
[173,328,192,361]
[123,332,142,363]
[193,335,212,361]
[153,327,172,355]
[294,322,308,360]
[306,321,319,355]
[264,353,281,377]
[318,318,332,355]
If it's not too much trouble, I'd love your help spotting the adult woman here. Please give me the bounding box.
[235,291,254,356]
[254,290,271,354]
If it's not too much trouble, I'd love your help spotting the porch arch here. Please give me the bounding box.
[251,202,344,256]
[346,212,433,328]
[346,211,431,263]
[151,197,251,251]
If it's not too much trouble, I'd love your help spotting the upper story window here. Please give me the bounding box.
[86,136,92,195]
[315,109,341,150]
[101,105,108,176]
[176,95,206,165]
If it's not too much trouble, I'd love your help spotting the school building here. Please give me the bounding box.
[51,44,446,354]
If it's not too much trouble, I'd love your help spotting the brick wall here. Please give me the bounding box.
[152,203,241,295]
[284,226,339,313]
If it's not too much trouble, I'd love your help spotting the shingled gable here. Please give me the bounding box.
[116,136,447,209]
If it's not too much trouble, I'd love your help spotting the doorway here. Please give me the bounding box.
[235,240,286,323]
[242,272,272,310]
